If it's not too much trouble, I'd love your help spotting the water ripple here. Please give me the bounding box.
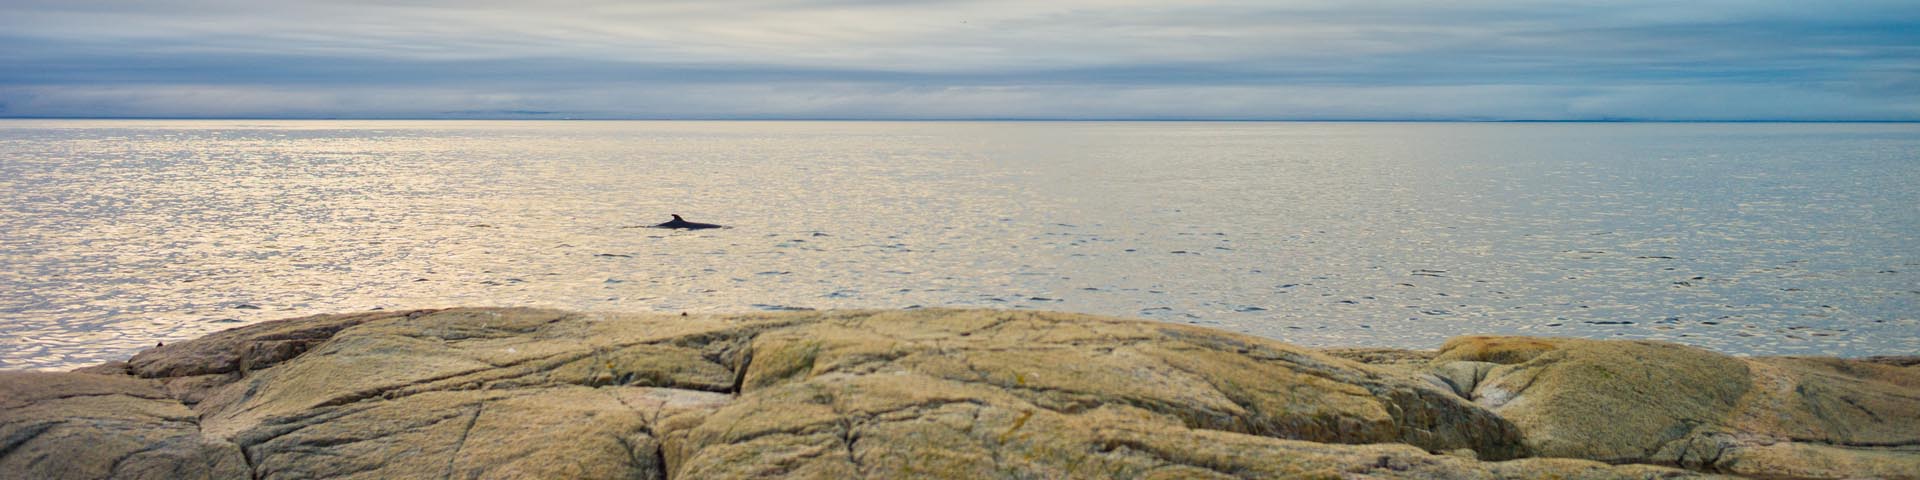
[2,120,1916,369]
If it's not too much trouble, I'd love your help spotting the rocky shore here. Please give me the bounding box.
[3,308,1915,479]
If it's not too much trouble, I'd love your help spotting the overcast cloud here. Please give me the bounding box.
[2,0,1916,120]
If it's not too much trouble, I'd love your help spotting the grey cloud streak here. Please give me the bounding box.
[2,0,1916,120]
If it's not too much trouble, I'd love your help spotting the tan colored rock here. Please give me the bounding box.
[1861,355,1920,368]
[237,386,716,479]
[127,309,432,378]
[13,308,1910,479]
[667,367,1706,479]
[735,310,1528,459]
[1428,360,1499,398]
[1435,336,1564,365]
[1439,336,1920,479]
[1464,338,1751,462]
[0,371,248,480]
[1322,347,1438,368]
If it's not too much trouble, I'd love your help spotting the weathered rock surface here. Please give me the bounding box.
[2,308,1912,479]
[1430,336,1920,479]
[0,371,248,479]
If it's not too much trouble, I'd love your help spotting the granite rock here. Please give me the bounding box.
[10,309,1905,479]
[1434,336,1920,479]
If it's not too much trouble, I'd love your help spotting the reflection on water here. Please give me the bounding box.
[1,120,1916,369]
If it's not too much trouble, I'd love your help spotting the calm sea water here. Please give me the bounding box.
[2,120,1915,369]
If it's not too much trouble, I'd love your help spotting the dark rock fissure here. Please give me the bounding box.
[837,418,862,474]
[1786,437,1920,449]
[240,443,261,480]
[730,348,755,395]
[440,402,485,480]
[0,422,56,459]
[1670,436,1732,474]
[1839,395,1889,424]
[611,433,653,480]
[53,391,172,402]
[651,437,670,480]
[963,314,1022,337]
[311,365,501,409]
[1702,441,1729,473]
[952,359,1103,415]
[699,400,983,452]
[1471,363,1490,394]
[105,441,169,478]
[1097,437,1246,478]
[233,402,396,449]
[625,398,675,480]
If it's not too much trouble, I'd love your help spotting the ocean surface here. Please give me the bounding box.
[1,120,1916,369]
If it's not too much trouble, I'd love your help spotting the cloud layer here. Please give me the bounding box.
[3,0,1916,120]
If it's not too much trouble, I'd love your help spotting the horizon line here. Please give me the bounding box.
[4,115,1918,124]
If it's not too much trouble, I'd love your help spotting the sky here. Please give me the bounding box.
[1,0,1917,120]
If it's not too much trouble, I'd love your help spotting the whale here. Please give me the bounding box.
[655,214,724,230]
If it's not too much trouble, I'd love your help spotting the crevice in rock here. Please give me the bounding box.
[401,349,630,393]
[1860,355,1920,367]
[0,422,56,460]
[653,441,670,480]
[1785,437,1920,449]
[309,365,501,409]
[673,319,814,352]
[611,433,652,480]
[730,348,754,395]
[703,399,982,451]
[1654,434,1747,476]
[231,401,401,448]
[709,420,843,447]
[1701,438,1730,473]
[1838,395,1887,424]
[836,418,863,476]
[423,328,778,395]
[240,443,261,480]
[136,310,431,380]
[1160,337,1391,400]
[1144,355,1359,439]
[441,402,485,480]
[591,370,734,395]
[1498,365,1545,399]
[605,390,658,426]
[1470,364,1490,395]
[1095,437,1246,478]
[38,391,174,403]
[304,457,390,479]
[105,441,169,478]
[950,358,1102,415]
[621,398,679,480]
[962,314,1022,337]
[1703,442,1729,472]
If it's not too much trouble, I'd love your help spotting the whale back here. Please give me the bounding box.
[657,214,723,230]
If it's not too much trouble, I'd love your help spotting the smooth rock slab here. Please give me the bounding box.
[0,371,248,480]
[1434,336,1920,479]
[9,308,1907,479]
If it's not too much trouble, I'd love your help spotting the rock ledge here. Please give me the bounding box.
[4,308,1914,479]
